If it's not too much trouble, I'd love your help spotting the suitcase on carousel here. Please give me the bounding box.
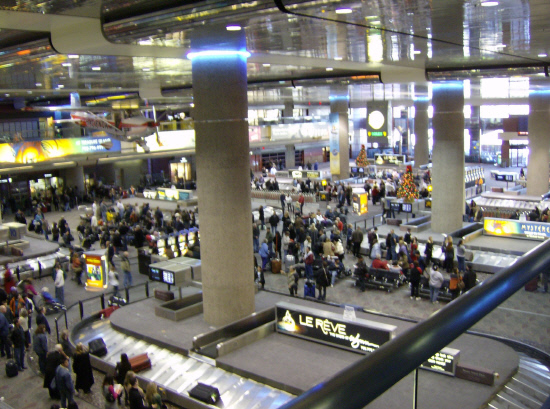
[129,353,152,373]
[88,337,108,357]
[271,258,282,274]
[304,280,316,298]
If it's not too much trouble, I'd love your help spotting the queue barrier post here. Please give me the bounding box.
[145,282,149,298]
[55,318,60,344]
[100,294,105,310]
[125,288,130,303]
[64,311,68,329]
[79,301,84,320]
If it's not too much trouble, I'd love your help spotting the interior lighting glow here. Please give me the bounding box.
[226,25,242,31]
[335,8,352,14]
[62,62,71,67]
[68,54,79,59]
[334,57,343,61]
[91,66,101,71]
[481,1,499,6]
[371,20,381,25]
[142,68,151,72]
[35,83,42,87]
[538,53,548,58]
[57,85,64,89]
[187,50,251,60]
[263,63,271,67]
[326,67,334,71]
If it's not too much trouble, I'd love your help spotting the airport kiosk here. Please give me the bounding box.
[83,249,109,291]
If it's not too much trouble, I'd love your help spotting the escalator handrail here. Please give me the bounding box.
[278,239,550,409]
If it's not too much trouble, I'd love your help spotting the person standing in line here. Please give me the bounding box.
[56,356,76,408]
[303,246,314,280]
[351,227,364,258]
[444,237,455,273]
[456,239,466,272]
[316,262,330,301]
[428,265,444,304]
[120,251,132,289]
[73,343,94,395]
[54,265,65,305]
[33,324,48,374]
[280,192,286,212]
[0,305,12,359]
[36,306,51,334]
[258,205,265,229]
[252,222,260,253]
[424,236,434,266]
[259,240,270,271]
[10,317,26,370]
[109,263,120,297]
[287,267,298,296]
[409,261,422,301]
[145,382,163,408]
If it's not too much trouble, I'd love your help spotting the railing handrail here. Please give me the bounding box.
[278,239,550,409]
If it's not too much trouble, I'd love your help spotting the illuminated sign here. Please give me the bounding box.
[85,254,107,289]
[367,101,390,139]
[484,218,550,241]
[148,261,192,286]
[374,154,406,165]
[143,190,157,199]
[0,137,120,164]
[276,302,396,354]
[352,193,369,215]
[290,170,322,179]
[421,347,460,376]
[157,188,191,201]
[329,113,340,175]
[270,123,329,141]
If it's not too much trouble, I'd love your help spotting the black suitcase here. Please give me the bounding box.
[189,383,220,404]
[6,358,18,378]
[108,295,127,307]
[88,337,108,357]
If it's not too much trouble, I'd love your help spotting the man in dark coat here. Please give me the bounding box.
[36,306,51,334]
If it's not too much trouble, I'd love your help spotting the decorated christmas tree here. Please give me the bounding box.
[356,144,368,167]
[397,165,419,202]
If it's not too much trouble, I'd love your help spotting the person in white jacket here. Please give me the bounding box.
[428,265,444,304]
[54,267,65,305]
[108,263,120,297]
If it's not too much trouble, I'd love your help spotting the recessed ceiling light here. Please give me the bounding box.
[413,50,421,55]
[334,57,343,61]
[91,66,101,71]
[538,53,548,58]
[35,83,42,87]
[326,67,334,71]
[481,1,499,6]
[68,54,79,59]
[57,85,64,89]
[371,20,381,25]
[142,68,151,72]
[335,8,352,14]
[263,63,271,67]
[62,63,71,67]
[226,25,242,31]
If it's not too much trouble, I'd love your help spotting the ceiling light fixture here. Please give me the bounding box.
[91,66,101,71]
[371,20,381,25]
[413,50,421,55]
[263,63,271,67]
[538,53,548,58]
[334,57,343,61]
[62,62,71,67]
[226,25,242,31]
[335,8,352,14]
[68,54,79,59]
[35,83,42,87]
[326,67,334,71]
[187,50,251,60]
[142,68,151,72]
[57,85,64,88]
[481,1,499,6]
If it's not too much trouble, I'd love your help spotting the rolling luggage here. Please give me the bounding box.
[108,296,127,307]
[6,355,18,378]
[129,353,152,373]
[189,383,220,405]
[271,258,282,274]
[99,306,120,319]
[304,280,316,298]
[524,277,539,292]
[88,337,108,357]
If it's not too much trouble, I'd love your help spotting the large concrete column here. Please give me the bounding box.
[431,83,465,233]
[527,92,550,196]
[191,29,255,326]
[330,90,350,180]
[285,144,296,169]
[64,165,85,193]
[414,92,430,168]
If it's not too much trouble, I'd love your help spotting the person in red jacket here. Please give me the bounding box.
[371,255,390,270]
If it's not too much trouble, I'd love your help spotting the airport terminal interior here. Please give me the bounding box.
[1,0,550,408]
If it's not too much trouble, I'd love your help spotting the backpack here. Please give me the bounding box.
[105,387,116,403]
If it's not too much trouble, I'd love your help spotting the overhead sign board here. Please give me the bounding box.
[270,123,329,141]
[374,154,406,165]
[276,302,396,354]
[367,101,390,139]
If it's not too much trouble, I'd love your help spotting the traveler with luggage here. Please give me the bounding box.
[303,247,314,280]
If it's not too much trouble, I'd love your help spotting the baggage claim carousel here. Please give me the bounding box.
[70,289,550,409]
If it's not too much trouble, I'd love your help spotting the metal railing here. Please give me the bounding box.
[54,282,151,343]
[278,239,550,409]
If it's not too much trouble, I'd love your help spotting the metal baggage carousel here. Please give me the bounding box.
[72,317,293,409]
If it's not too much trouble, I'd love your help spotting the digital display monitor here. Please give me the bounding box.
[358,167,364,173]
[163,271,174,284]
[150,267,161,282]
[351,167,358,173]
[390,202,401,212]
[401,203,412,213]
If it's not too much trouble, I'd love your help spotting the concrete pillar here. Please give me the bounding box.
[64,165,85,193]
[285,144,296,169]
[191,29,255,326]
[330,91,350,180]
[431,83,465,233]
[414,93,430,168]
[527,92,550,196]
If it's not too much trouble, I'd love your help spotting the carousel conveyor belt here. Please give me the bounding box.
[73,318,294,409]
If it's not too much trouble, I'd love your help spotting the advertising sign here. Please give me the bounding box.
[367,101,389,139]
[329,113,340,176]
[249,126,261,142]
[137,130,195,153]
[290,170,322,179]
[0,137,121,164]
[421,347,460,376]
[374,154,406,165]
[484,218,550,240]
[352,193,369,215]
[85,254,107,290]
[276,302,396,354]
[270,123,329,141]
